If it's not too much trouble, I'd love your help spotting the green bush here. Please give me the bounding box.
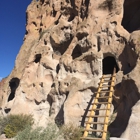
[16,126,42,140]
[60,124,83,140]
[0,116,10,135]
[0,114,34,138]
[16,123,83,140]
[16,124,62,140]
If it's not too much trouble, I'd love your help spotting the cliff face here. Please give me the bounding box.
[1,0,140,139]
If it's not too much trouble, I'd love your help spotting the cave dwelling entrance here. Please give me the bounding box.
[102,56,119,75]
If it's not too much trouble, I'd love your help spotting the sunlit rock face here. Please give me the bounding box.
[0,0,140,139]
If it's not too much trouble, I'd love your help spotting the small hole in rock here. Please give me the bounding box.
[8,78,20,102]
[32,22,37,27]
[40,82,43,87]
[44,40,47,45]
[34,54,41,63]
[52,10,57,17]
[4,108,11,114]
[35,100,41,105]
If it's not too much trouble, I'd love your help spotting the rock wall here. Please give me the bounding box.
[0,0,140,139]
[121,100,140,140]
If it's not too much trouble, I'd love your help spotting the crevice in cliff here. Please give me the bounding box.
[72,45,82,59]
[81,0,90,19]
[103,56,119,74]
[47,93,54,117]
[47,94,53,107]
[97,36,101,52]
[121,0,140,32]
[55,105,64,125]
[56,64,60,74]
[52,4,57,17]
[8,78,20,102]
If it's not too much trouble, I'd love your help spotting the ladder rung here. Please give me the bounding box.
[100,90,114,93]
[86,115,108,118]
[93,102,112,104]
[96,96,112,99]
[104,80,114,82]
[98,82,107,85]
[99,82,112,85]
[83,129,107,133]
[94,108,110,110]
[94,90,114,94]
[80,137,104,140]
[85,121,108,125]
[87,101,111,104]
[94,91,108,94]
[87,108,110,111]
[99,76,110,80]
[102,85,112,87]
[103,77,111,79]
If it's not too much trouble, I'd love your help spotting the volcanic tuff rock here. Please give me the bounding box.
[0,0,140,139]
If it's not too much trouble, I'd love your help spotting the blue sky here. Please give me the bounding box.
[0,0,31,80]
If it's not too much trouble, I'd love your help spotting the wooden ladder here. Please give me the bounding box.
[81,69,116,140]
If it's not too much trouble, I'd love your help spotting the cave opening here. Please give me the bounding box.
[121,0,140,33]
[34,54,41,63]
[103,56,119,74]
[8,78,20,102]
